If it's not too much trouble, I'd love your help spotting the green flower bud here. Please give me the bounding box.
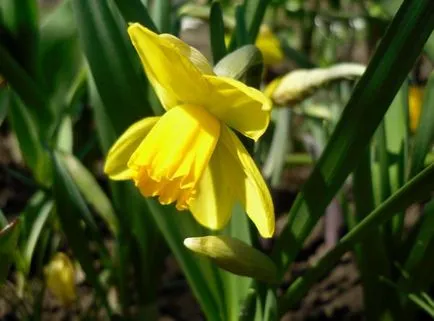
[184,235,277,283]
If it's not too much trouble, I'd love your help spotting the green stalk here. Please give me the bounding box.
[353,148,396,320]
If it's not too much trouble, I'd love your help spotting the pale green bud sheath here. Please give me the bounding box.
[184,235,278,283]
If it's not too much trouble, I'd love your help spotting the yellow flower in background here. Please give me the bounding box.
[44,253,76,306]
[255,25,284,66]
[409,85,424,133]
[104,24,275,237]
[224,25,284,66]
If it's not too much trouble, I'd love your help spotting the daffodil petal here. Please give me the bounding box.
[128,23,212,110]
[222,126,275,237]
[104,117,159,180]
[191,125,275,236]
[189,135,236,230]
[204,75,271,141]
[160,34,214,75]
[128,104,220,210]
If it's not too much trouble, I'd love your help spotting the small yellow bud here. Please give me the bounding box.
[184,235,277,283]
[409,85,424,133]
[44,253,76,306]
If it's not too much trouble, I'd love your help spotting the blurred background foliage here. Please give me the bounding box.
[1,0,434,320]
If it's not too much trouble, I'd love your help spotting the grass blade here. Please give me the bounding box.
[209,1,227,64]
[244,0,269,43]
[0,219,20,284]
[7,93,51,185]
[152,0,171,33]
[62,153,119,236]
[72,0,152,135]
[113,0,158,32]
[352,148,394,319]
[0,0,39,78]
[0,42,46,111]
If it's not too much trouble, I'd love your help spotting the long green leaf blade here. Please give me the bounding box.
[72,0,152,135]
[209,1,227,64]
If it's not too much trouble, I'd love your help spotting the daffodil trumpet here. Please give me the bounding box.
[104,23,275,238]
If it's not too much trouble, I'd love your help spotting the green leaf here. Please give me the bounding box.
[263,108,291,187]
[214,45,262,82]
[0,42,47,112]
[72,0,153,136]
[0,219,20,284]
[272,0,434,274]
[383,83,409,234]
[378,0,434,61]
[0,87,9,127]
[234,5,248,48]
[408,292,434,318]
[89,72,166,317]
[55,116,73,153]
[221,206,254,321]
[23,200,52,274]
[263,289,278,321]
[399,200,434,286]
[152,0,171,33]
[209,1,227,64]
[40,0,84,133]
[0,209,7,229]
[410,73,434,178]
[177,3,235,28]
[238,288,258,321]
[62,152,119,236]
[279,162,434,313]
[7,93,51,185]
[0,0,39,78]
[113,0,158,32]
[52,152,111,314]
[352,148,394,319]
[243,0,270,43]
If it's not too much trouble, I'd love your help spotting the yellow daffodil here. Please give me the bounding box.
[224,25,284,66]
[255,25,284,66]
[44,253,76,306]
[104,24,275,237]
[409,85,424,133]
